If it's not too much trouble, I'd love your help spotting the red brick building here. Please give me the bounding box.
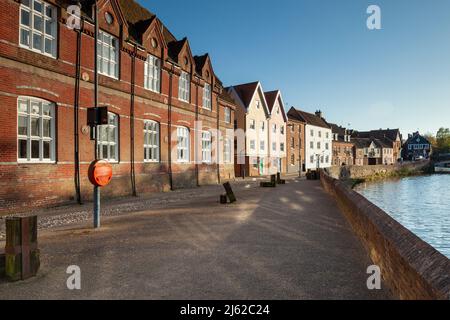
[329,123,354,166]
[286,114,305,175]
[0,0,236,213]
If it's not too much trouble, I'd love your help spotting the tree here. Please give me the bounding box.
[423,132,437,147]
[436,127,450,153]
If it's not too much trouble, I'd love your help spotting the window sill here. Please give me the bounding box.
[19,44,57,59]
[145,88,161,94]
[17,160,56,165]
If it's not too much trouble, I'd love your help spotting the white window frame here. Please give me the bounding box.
[249,119,255,130]
[144,54,161,93]
[177,126,190,162]
[280,143,285,152]
[201,131,212,163]
[272,142,277,152]
[97,112,119,162]
[179,71,190,102]
[260,140,265,151]
[272,124,277,134]
[17,96,55,163]
[250,140,256,150]
[19,0,57,58]
[203,83,212,110]
[224,107,231,124]
[280,125,284,135]
[224,137,232,164]
[260,121,265,133]
[144,120,160,162]
[97,30,119,79]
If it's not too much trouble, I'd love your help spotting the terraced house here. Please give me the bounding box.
[329,123,354,166]
[287,108,332,170]
[265,90,287,174]
[0,0,237,213]
[228,81,270,177]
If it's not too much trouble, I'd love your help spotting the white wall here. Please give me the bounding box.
[304,124,332,170]
[268,98,287,174]
[245,90,269,174]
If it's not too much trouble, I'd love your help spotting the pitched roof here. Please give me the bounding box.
[193,54,208,76]
[353,137,392,149]
[354,129,400,142]
[264,90,287,122]
[404,132,431,145]
[287,108,330,129]
[264,91,278,113]
[230,82,260,108]
[219,89,237,105]
[167,37,188,63]
[116,0,156,43]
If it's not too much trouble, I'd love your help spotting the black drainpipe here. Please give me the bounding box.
[168,65,174,191]
[195,79,200,187]
[216,93,220,183]
[130,44,137,196]
[73,17,83,205]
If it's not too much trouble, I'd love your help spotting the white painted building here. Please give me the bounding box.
[288,108,332,170]
[228,81,270,176]
[265,90,287,174]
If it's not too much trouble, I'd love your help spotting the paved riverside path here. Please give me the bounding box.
[0,178,391,299]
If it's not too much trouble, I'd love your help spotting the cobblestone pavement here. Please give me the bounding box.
[0,177,391,299]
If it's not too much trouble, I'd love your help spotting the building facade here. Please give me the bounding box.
[329,124,354,166]
[353,129,402,162]
[229,81,270,177]
[353,138,394,166]
[402,132,432,160]
[0,0,236,213]
[265,90,287,174]
[286,114,305,175]
[287,108,332,170]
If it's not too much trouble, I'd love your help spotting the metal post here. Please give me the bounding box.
[93,1,100,228]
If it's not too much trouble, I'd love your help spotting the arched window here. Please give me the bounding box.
[17,96,55,162]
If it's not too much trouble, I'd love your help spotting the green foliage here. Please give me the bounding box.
[436,128,450,153]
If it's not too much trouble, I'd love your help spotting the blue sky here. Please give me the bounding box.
[141,0,450,136]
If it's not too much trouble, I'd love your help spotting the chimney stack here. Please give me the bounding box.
[315,110,323,118]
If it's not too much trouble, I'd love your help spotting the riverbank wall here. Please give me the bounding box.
[320,170,450,300]
[326,161,430,181]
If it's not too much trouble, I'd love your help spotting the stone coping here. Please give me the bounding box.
[320,171,450,300]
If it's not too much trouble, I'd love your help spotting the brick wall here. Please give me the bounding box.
[326,161,431,180]
[0,0,236,214]
[320,171,450,300]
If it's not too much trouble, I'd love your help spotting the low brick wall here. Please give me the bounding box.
[326,161,430,180]
[320,171,450,300]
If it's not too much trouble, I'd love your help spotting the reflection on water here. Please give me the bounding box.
[355,175,450,259]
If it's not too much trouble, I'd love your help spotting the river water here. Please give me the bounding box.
[354,174,450,259]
